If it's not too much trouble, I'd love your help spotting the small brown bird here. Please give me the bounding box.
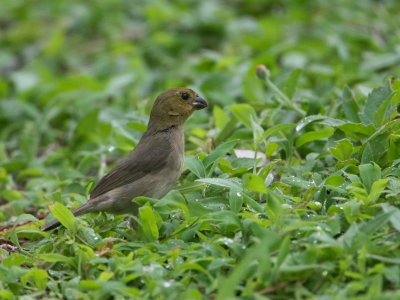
[42,88,207,231]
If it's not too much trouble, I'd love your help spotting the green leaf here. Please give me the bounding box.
[243,173,267,193]
[381,203,400,231]
[295,127,334,147]
[216,235,270,300]
[330,139,353,161]
[80,280,102,290]
[243,193,264,213]
[281,69,302,99]
[139,204,159,241]
[229,188,243,213]
[359,163,381,193]
[273,235,290,278]
[3,190,24,202]
[359,83,394,126]
[38,253,73,263]
[360,211,394,236]
[341,85,360,123]
[3,253,25,267]
[203,140,238,168]
[184,156,206,178]
[48,202,76,231]
[375,93,395,126]
[213,106,229,130]
[296,115,345,131]
[368,179,389,203]
[266,141,279,157]
[325,175,344,186]
[196,178,242,190]
[21,268,48,291]
[282,177,314,189]
[208,211,242,233]
[338,123,376,140]
[262,123,296,140]
[75,109,99,136]
[361,142,374,164]
[230,104,257,128]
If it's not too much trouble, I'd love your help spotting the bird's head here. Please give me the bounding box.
[148,87,208,128]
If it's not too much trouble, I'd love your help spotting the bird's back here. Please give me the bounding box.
[84,125,184,215]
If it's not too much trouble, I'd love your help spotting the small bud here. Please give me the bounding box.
[256,64,270,80]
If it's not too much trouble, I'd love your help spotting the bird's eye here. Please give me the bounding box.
[181,92,189,100]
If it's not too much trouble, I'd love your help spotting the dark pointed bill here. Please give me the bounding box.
[192,96,208,110]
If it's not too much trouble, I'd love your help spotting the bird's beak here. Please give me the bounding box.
[192,96,208,110]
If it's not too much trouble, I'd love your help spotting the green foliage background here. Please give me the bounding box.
[1,0,400,299]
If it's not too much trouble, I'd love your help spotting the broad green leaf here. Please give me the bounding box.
[361,142,374,164]
[359,83,394,126]
[243,173,267,193]
[242,67,265,103]
[338,123,376,140]
[230,104,257,128]
[266,191,282,222]
[266,141,279,157]
[0,290,14,299]
[213,105,229,130]
[229,188,243,213]
[243,193,264,213]
[139,204,159,241]
[75,109,99,136]
[99,271,114,282]
[262,123,296,140]
[3,253,25,268]
[325,175,344,186]
[375,94,395,126]
[341,85,360,123]
[21,268,47,291]
[207,211,242,233]
[80,280,102,290]
[184,156,206,178]
[359,163,381,193]
[9,214,40,254]
[296,115,329,131]
[176,181,207,194]
[381,203,400,231]
[282,177,314,189]
[368,179,389,203]
[295,127,334,147]
[196,178,242,190]
[360,211,394,236]
[281,69,302,99]
[3,190,24,201]
[48,202,76,231]
[347,183,368,203]
[216,235,269,300]
[359,119,400,162]
[273,234,290,276]
[251,115,264,143]
[38,253,73,263]
[203,140,238,168]
[296,115,345,131]
[344,201,361,224]
[330,139,353,161]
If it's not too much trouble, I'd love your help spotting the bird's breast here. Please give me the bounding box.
[147,128,184,198]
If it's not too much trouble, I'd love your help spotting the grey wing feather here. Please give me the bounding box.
[90,137,171,199]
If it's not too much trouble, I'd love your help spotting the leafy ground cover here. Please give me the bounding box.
[1,0,400,299]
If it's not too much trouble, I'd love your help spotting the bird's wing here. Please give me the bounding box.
[90,137,171,199]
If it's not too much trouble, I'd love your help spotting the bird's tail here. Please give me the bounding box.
[42,203,92,231]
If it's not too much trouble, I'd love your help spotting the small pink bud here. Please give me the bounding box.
[256,64,270,80]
